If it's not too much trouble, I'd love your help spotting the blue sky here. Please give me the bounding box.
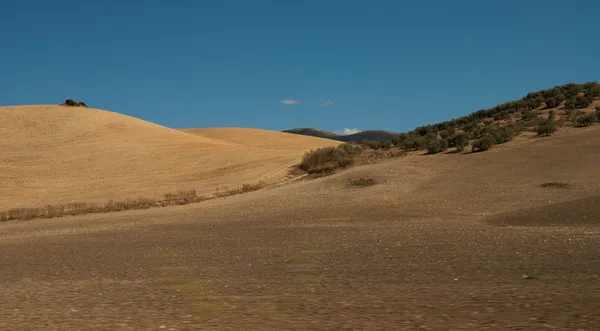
[1,0,599,134]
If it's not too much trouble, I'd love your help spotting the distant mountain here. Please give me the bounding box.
[282,128,341,140]
[339,130,398,143]
[283,128,398,143]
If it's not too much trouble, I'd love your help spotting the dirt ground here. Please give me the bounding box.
[1,126,600,330]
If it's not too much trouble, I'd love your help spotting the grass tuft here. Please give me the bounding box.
[348,177,377,187]
[539,182,572,189]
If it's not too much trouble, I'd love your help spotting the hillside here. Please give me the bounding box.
[282,128,340,140]
[3,120,600,330]
[0,105,340,210]
[283,128,398,143]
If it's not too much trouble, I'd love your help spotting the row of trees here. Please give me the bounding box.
[359,83,600,154]
[405,81,599,139]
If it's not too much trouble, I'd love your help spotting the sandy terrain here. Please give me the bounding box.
[0,105,339,209]
[1,123,600,329]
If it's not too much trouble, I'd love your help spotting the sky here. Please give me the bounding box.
[1,0,599,134]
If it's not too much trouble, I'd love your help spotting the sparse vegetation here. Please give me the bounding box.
[0,182,268,222]
[390,81,599,152]
[348,177,377,187]
[471,135,496,152]
[61,99,88,108]
[449,133,469,152]
[536,120,558,136]
[540,182,572,189]
[426,138,449,154]
[575,113,599,127]
[300,143,362,174]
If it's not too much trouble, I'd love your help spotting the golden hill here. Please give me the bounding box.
[0,105,340,209]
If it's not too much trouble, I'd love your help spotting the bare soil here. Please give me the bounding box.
[2,122,600,330]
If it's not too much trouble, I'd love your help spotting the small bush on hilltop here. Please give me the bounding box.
[61,99,88,108]
[536,120,558,136]
[300,143,361,174]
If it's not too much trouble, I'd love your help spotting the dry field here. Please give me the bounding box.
[0,105,339,210]
[1,118,600,329]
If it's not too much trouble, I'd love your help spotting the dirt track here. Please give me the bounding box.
[2,126,600,330]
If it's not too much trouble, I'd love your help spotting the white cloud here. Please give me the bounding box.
[280,99,301,105]
[341,128,361,135]
[280,98,334,106]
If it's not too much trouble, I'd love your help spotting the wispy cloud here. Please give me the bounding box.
[280,98,334,106]
[335,128,361,135]
[280,99,301,105]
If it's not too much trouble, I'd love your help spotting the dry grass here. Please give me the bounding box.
[0,105,339,210]
[0,182,267,222]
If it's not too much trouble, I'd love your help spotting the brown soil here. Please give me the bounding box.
[2,119,600,330]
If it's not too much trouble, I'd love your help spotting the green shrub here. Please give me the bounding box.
[362,140,382,150]
[300,143,361,174]
[565,99,576,111]
[471,135,496,152]
[449,133,469,152]
[338,142,362,156]
[545,97,559,108]
[426,139,448,154]
[402,136,426,151]
[574,95,593,109]
[576,114,599,127]
[488,126,515,144]
[62,99,88,108]
[536,120,557,136]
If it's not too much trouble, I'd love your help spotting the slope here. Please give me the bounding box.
[0,105,339,209]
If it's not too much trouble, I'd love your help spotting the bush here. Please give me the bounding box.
[471,135,496,152]
[300,143,361,174]
[362,140,382,150]
[489,126,516,144]
[576,114,599,127]
[402,136,426,151]
[522,110,538,121]
[338,142,362,156]
[381,140,394,150]
[62,99,88,108]
[449,133,469,152]
[545,97,559,109]
[426,139,448,154]
[565,99,576,111]
[574,95,593,109]
[348,177,377,188]
[536,120,557,136]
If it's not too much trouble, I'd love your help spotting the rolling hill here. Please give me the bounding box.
[0,105,340,210]
[283,128,398,143]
